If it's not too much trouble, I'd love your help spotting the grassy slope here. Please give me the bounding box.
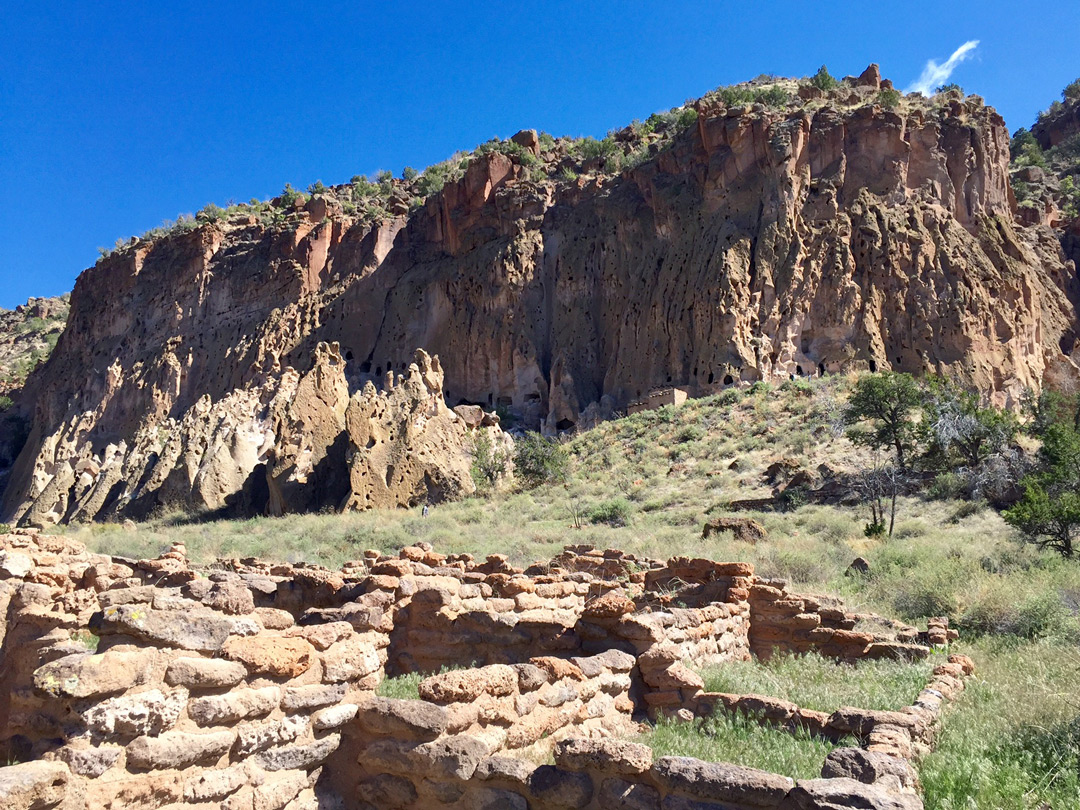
[71,377,1080,807]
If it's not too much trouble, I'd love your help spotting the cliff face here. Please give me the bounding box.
[3,72,1079,525]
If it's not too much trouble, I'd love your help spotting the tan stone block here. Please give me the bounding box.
[223,636,314,678]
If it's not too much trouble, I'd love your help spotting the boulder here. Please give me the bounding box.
[82,687,188,736]
[529,765,594,808]
[254,732,341,771]
[554,738,653,774]
[652,757,793,806]
[92,604,237,652]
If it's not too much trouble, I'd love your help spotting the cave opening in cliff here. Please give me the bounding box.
[723,374,734,386]
[556,418,576,431]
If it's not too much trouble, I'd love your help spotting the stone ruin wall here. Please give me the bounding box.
[0,530,967,810]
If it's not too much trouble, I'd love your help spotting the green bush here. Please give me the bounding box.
[278,183,306,207]
[929,472,965,500]
[947,499,985,524]
[717,388,741,406]
[878,88,902,109]
[514,433,568,489]
[402,166,419,181]
[195,203,227,223]
[717,86,756,107]
[675,425,706,444]
[307,180,327,195]
[809,65,838,92]
[756,86,790,108]
[935,83,963,95]
[588,498,632,527]
[0,523,10,535]
[0,396,12,412]
[470,432,509,492]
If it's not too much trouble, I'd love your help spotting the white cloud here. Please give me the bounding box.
[905,40,980,95]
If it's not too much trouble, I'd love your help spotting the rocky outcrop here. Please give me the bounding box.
[3,70,1079,524]
[6,341,504,526]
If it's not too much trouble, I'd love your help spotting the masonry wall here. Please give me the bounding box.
[0,530,957,810]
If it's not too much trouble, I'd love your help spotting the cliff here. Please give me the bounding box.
[3,68,1078,525]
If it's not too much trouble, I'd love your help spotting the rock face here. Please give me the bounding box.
[2,71,1079,524]
[4,339,503,525]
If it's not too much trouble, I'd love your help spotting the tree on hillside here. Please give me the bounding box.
[514,433,568,489]
[922,380,1018,469]
[851,456,907,538]
[1005,393,1080,557]
[843,372,923,469]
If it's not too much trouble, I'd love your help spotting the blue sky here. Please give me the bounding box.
[1,1,1078,308]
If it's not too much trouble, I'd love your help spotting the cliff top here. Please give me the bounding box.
[93,64,999,261]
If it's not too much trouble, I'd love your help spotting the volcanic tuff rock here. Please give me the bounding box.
[2,68,1079,524]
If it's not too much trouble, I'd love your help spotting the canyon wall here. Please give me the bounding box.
[3,73,1079,524]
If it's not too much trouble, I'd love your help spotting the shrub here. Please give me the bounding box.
[196,203,226,223]
[470,432,509,492]
[0,395,11,412]
[1005,398,1080,557]
[810,65,838,92]
[948,499,985,524]
[717,388,741,406]
[588,498,632,527]
[928,472,965,500]
[756,86,790,108]
[402,166,419,181]
[935,83,963,95]
[0,523,10,534]
[278,183,305,207]
[675,425,706,444]
[1063,78,1080,102]
[878,88,902,109]
[307,180,327,195]
[514,433,568,488]
[717,86,756,107]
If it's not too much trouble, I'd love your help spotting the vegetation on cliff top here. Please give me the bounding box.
[1010,77,1080,219]
[93,64,990,262]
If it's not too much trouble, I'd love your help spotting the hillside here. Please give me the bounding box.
[0,295,69,401]
[3,65,1079,528]
[0,295,69,497]
[61,375,1080,808]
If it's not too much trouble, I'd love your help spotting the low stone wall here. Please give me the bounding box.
[0,530,963,810]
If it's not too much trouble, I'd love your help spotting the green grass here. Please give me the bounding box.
[699,652,936,713]
[920,637,1080,810]
[639,712,851,780]
[376,672,423,700]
